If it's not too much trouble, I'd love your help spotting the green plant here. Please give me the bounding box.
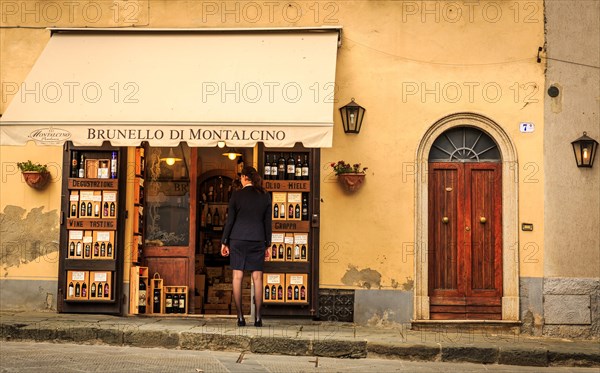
[17,160,48,173]
[330,160,368,176]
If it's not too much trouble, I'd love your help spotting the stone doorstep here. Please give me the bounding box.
[1,321,599,367]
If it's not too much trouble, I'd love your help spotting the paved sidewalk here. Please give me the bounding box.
[1,310,598,368]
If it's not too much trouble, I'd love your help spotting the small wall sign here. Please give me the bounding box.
[520,123,535,133]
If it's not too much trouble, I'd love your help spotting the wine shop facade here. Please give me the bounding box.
[2,1,597,338]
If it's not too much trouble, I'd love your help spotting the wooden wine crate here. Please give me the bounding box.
[129,266,148,315]
[285,273,308,303]
[272,192,287,221]
[164,286,188,314]
[263,273,285,303]
[284,234,294,262]
[92,231,115,259]
[69,191,79,218]
[150,274,163,314]
[293,233,308,262]
[89,271,112,300]
[66,270,89,300]
[102,191,118,219]
[67,230,84,259]
[287,193,302,221]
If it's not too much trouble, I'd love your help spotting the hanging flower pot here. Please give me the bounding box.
[17,160,51,190]
[22,171,51,190]
[337,173,366,192]
[330,160,368,193]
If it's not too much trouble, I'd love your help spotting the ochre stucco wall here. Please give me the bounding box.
[1,1,545,306]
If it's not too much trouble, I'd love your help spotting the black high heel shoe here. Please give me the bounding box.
[237,317,246,327]
[254,319,263,327]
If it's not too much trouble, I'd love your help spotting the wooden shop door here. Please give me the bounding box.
[143,146,197,312]
[428,162,502,320]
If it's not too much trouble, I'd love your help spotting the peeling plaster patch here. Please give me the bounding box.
[366,310,403,329]
[341,265,382,289]
[402,277,414,291]
[391,279,399,289]
[0,206,59,271]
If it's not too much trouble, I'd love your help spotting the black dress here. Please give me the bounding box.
[221,185,272,271]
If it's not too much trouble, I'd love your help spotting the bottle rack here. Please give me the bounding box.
[259,146,318,315]
[130,266,149,315]
[58,144,125,314]
[131,146,145,264]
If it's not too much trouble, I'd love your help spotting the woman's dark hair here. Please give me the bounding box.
[241,166,265,193]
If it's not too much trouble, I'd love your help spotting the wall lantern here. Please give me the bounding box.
[222,148,242,160]
[339,98,366,134]
[571,132,598,168]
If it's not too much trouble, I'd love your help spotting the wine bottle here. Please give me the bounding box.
[68,282,74,297]
[302,196,308,221]
[80,201,86,217]
[104,283,109,298]
[287,285,292,300]
[294,285,299,300]
[110,202,116,217]
[273,204,278,219]
[301,245,307,260]
[206,208,212,227]
[271,154,278,179]
[75,283,81,297]
[286,246,292,261]
[286,153,295,179]
[278,244,284,259]
[302,155,309,180]
[71,203,77,218]
[153,288,161,313]
[107,243,113,257]
[98,283,103,298]
[295,204,300,219]
[94,203,100,217]
[100,242,106,257]
[295,154,302,180]
[288,204,294,219]
[264,154,271,180]
[271,285,276,300]
[103,202,109,217]
[271,244,277,260]
[264,285,270,300]
[69,242,75,257]
[81,283,87,297]
[78,154,85,178]
[76,242,82,257]
[277,153,286,180]
[277,285,283,300]
[172,290,179,310]
[300,285,306,300]
[91,282,96,298]
[110,152,118,179]
[280,203,285,219]
[84,244,91,258]
[71,151,79,178]
[294,244,300,260]
[213,208,220,226]
[139,280,147,314]
[86,202,92,217]
[179,289,186,313]
[94,242,99,257]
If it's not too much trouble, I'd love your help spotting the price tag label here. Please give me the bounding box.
[294,233,308,244]
[290,275,304,285]
[71,271,85,281]
[284,236,294,244]
[69,194,79,202]
[94,272,108,282]
[69,230,84,240]
[103,192,117,202]
[96,232,110,241]
[267,274,281,284]
[80,191,94,201]
[83,236,93,243]
[271,233,284,243]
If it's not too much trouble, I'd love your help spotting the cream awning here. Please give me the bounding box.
[0,28,341,147]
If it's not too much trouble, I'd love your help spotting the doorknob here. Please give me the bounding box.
[442,217,449,224]
[480,217,487,224]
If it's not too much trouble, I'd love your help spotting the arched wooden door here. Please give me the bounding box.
[428,127,502,320]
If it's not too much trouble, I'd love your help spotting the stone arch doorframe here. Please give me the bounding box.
[414,112,520,321]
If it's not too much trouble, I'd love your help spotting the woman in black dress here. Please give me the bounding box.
[221,166,272,327]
